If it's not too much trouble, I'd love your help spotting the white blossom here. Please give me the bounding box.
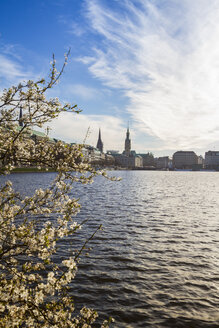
[0,53,113,328]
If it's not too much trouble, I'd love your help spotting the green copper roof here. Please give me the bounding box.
[32,130,46,137]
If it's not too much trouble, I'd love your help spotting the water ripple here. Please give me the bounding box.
[2,171,219,327]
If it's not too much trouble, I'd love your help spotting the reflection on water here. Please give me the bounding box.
[2,171,219,327]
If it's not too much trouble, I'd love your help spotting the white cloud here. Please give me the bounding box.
[48,112,126,151]
[84,0,219,151]
[0,54,28,83]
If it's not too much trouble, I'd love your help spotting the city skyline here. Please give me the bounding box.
[1,1,219,156]
[95,127,205,160]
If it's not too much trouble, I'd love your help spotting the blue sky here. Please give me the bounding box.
[1,0,219,156]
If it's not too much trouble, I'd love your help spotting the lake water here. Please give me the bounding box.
[2,171,219,327]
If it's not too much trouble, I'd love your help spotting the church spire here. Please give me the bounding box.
[19,107,23,127]
[96,128,103,153]
[124,126,131,156]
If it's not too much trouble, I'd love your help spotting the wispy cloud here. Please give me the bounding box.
[83,0,219,150]
[0,54,28,84]
[0,38,47,88]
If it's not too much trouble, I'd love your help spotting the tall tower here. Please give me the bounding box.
[124,127,131,156]
[19,107,23,127]
[96,128,103,153]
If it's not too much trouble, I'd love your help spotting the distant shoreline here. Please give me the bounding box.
[10,167,56,174]
[6,167,219,173]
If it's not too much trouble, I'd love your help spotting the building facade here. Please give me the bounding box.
[138,153,155,168]
[113,154,142,168]
[172,151,198,169]
[156,156,172,169]
[205,151,219,169]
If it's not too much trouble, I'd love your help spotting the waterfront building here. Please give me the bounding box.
[156,156,172,169]
[106,150,119,155]
[138,152,155,168]
[113,153,142,168]
[83,145,105,165]
[31,130,55,145]
[96,128,103,153]
[198,155,204,166]
[205,151,219,169]
[132,155,143,168]
[172,151,198,169]
[104,153,115,166]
